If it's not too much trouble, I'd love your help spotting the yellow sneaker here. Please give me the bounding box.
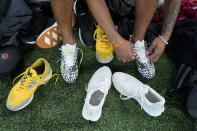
[94,25,114,64]
[6,58,55,111]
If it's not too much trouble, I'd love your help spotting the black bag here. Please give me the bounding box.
[0,0,32,39]
[0,0,30,81]
[167,63,197,131]
[167,63,197,117]
[108,0,133,17]
[0,45,22,81]
[0,32,22,81]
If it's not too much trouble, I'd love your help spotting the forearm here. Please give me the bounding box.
[86,0,121,44]
[161,0,181,41]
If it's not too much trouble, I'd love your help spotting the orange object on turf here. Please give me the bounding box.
[36,11,76,49]
[36,22,62,49]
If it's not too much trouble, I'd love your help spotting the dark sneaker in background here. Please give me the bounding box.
[74,0,96,48]
[19,2,55,44]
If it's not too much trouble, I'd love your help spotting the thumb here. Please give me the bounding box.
[130,45,136,57]
[147,42,156,55]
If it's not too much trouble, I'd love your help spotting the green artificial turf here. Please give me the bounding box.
[0,33,195,130]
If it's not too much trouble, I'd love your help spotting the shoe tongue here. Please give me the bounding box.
[134,40,145,49]
[64,43,76,52]
[29,69,38,77]
[62,44,77,67]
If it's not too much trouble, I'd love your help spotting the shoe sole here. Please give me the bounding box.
[25,41,36,45]
[73,0,78,15]
[96,52,114,64]
[6,71,52,111]
[36,23,61,48]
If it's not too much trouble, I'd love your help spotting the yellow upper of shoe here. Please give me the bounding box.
[94,26,114,59]
[7,58,52,107]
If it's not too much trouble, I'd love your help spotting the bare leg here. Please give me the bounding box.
[86,0,121,44]
[51,0,76,44]
[132,0,159,43]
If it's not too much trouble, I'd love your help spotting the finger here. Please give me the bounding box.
[152,53,162,62]
[130,46,136,59]
[150,51,159,62]
[146,50,150,58]
[147,42,156,55]
[151,55,157,62]
[126,57,133,62]
[146,54,151,59]
[121,58,127,63]
[153,57,159,62]
[117,57,121,61]
[126,59,130,62]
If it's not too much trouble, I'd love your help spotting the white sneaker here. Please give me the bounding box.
[60,43,83,83]
[134,40,155,79]
[112,72,165,117]
[82,66,112,121]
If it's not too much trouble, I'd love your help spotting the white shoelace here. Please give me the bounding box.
[133,47,148,63]
[85,78,107,93]
[120,86,148,110]
[58,47,83,69]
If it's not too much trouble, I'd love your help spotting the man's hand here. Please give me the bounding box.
[114,40,136,62]
[146,37,166,62]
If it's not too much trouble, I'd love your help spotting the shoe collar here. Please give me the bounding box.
[144,85,165,106]
[121,84,164,109]
[61,44,77,53]
[134,40,149,63]
[136,85,165,107]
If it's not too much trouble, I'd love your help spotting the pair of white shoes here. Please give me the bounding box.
[82,66,165,121]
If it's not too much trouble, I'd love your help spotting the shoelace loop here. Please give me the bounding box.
[133,46,148,63]
[120,86,148,110]
[12,68,60,93]
[12,68,39,87]
[93,26,112,48]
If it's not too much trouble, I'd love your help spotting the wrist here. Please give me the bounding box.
[113,37,125,48]
[158,33,170,45]
[161,33,170,42]
[108,31,122,45]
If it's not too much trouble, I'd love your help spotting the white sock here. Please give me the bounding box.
[63,43,77,50]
